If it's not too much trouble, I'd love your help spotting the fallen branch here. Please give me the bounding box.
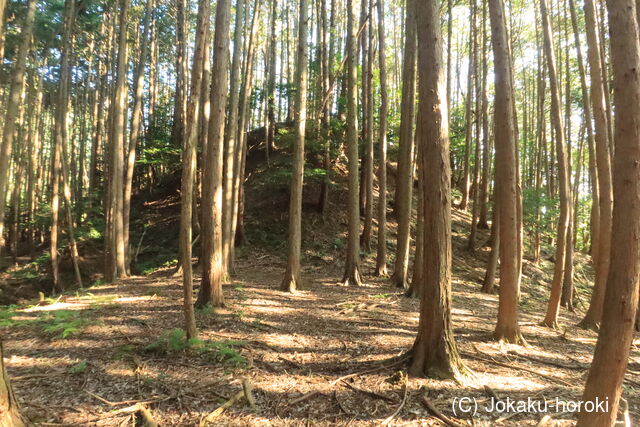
[421,395,468,427]
[289,355,409,406]
[242,379,257,410]
[381,375,408,425]
[199,390,245,426]
[342,381,397,403]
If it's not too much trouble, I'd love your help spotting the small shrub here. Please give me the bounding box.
[145,328,246,366]
[69,360,88,374]
[38,310,97,338]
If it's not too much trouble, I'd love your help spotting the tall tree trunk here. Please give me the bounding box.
[123,0,153,273]
[222,0,245,275]
[171,0,188,149]
[467,0,481,252]
[409,0,467,380]
[341,0,363,287]
[180,0,209,338]
[489,0,524,344]
[0,0,36,258]
[568,0,599,263]
[477,0,490,230]
[540,0,571,328]
[196,0,231,308]
[360,0,375,252]
[232,0,261,250]
[390,0,417,289]
[375,0,389,277]
[459,0,476,211]
[576,0,640,422]
[105,0,130,282]
[265,0,278,167]
[281,0,309,292]
[579,0,614,330]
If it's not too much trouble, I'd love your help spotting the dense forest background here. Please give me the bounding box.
[0,0,639,425]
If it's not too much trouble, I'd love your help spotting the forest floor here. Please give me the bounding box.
[2,150,640,426]
[3,206,640,426]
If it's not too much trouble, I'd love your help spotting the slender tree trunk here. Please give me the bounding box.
[459,0,476,211]
[180,0,209,338]
[0,0,36,258]
[577,0,640,422]
[265,0,278,167]
[375,0,389,276]
[540,0,571,328]
[390,0,417,289]
[196,0,231,308]
[341,0,363,287]
[105,0,130,282]
[477,1,490,230]
[123,0,153,273]
[467,1,481,252]
[232,0,261,250]
[281,0,309,292]
[223,0,245,274]
[568,0,599,262]
[579,0,613,330]
[489,0,524,343]
[409,0,467,380]
[360,0,375,252]
[481,198,499,293]
[171,0,188,149]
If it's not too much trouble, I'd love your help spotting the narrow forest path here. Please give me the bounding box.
[5,234,640,426]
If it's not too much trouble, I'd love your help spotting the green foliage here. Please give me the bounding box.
[69,360,88,374]
[0,305,20,327]
[136,244,177,275]
[145,329,246,366]
[112,344,136,361]
[523,187,560,239]
[38,309,98,338]
[145,328,189,352]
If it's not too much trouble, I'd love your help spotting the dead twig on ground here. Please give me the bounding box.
[199,390,245,426]
[342,380,397,403]
[421,395,469,427]
[381,374,408,425]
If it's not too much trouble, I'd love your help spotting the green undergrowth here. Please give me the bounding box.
[0,305,99,338]
[144,328,246,366]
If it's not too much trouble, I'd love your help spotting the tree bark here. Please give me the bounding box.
[489,0,524,343]
[577,0,640,422]
[196,0,231,308]
[409,0,467,380]
[375,0,389,277]
[123,0,153,273]
[281,0,309,292]
[105,0,130,282]
[540,0,571,328]
[390,0,417,289]
[341,0,363,287]
[0,0,37,259]
[579,0,614,331]
[180,0,209,337]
